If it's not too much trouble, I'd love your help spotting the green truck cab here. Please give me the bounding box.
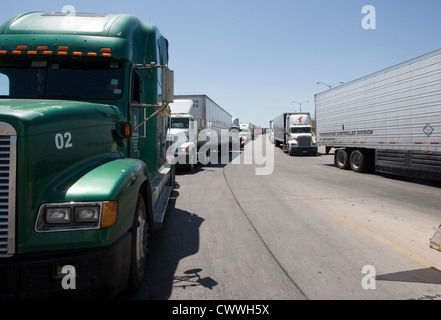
[0,12,175,298]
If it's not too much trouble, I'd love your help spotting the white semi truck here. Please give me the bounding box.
[273,112,317,156]
[239,122,255,147]
[315,48,441,180]
[168,95,232,169]
[269,120,274,144]
[230,117,240,150]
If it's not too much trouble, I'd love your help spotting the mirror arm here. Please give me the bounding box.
[133,103,171,130]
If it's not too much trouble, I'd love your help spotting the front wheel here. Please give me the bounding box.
[127,193,150,290]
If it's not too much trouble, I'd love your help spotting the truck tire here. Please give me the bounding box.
[350,149,368,173]
[334,149,350,170]
[127,192,150,290]
[188,149,196,172]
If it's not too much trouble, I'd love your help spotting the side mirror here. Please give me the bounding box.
[162,69,174,104]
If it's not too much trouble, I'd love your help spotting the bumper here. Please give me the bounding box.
[173,152,194,167]
[0,232,131,299]
[290,146,318,155]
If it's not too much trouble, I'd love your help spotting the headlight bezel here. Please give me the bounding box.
[35,201,117,233]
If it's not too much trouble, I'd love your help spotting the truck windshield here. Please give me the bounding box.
[171,118,189,129]
[0,59,124,100]
[291,127,311,134]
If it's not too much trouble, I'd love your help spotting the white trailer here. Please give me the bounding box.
[315,48,441,180]
[168,95,232,168]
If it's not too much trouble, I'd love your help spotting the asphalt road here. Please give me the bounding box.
[124,134,441,300]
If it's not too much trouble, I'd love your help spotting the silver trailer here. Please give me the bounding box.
[172,94,232,144]
[315,48,441,180]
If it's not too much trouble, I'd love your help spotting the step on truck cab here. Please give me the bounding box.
[0,11,175,299]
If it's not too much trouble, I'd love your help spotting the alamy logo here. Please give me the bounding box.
[61,5,78,30]
[361,265,376,289]
[61,265,76,290]
[362,5,376,30]
[167,121,274,175]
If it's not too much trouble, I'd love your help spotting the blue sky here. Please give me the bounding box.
[1,0,440,127]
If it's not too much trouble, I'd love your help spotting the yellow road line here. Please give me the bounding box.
[298,196,441,271]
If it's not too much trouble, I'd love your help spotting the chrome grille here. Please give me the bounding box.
[0,124,17,257]
[298,136,312,147]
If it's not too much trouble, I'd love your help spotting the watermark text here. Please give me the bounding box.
[362,5,376,30]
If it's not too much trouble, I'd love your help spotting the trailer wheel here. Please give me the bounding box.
[350,149,368,173]
[128,192,150,290]
[334,149,350,170]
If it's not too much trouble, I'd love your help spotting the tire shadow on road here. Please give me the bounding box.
[376,267,441,288]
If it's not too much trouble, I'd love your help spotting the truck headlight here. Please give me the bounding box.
[35,202,114,232]
[75,206,100,222]
[46,207,72,224]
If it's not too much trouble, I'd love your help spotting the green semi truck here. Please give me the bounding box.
[0,12,175,298]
